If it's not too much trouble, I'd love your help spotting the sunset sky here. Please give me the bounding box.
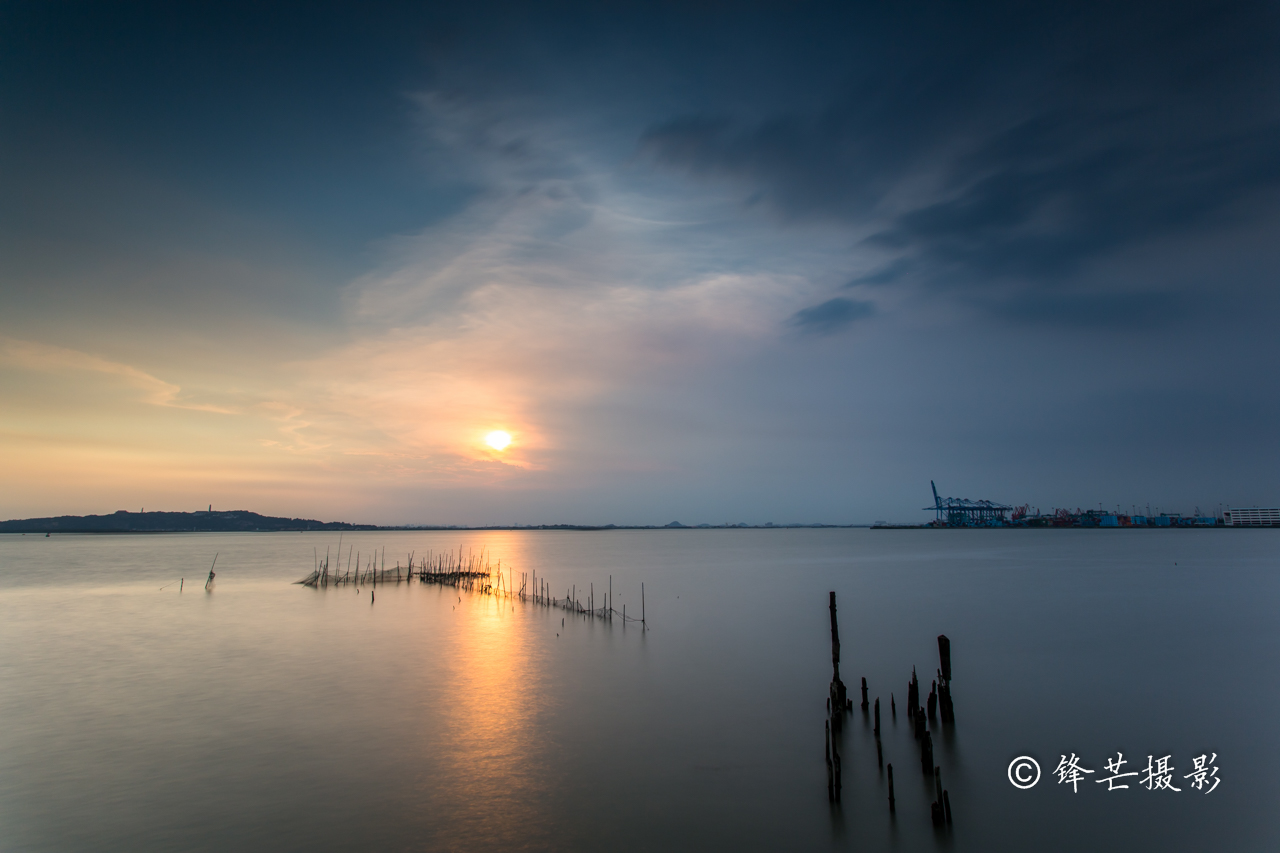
[2,1,1278,525]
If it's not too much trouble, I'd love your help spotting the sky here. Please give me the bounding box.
[1,0,1278,525]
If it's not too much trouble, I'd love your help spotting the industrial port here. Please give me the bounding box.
[872,482,1277,528]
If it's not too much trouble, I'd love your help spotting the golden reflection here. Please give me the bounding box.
[418,535,553,844]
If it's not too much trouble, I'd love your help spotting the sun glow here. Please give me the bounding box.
[485,430,512,451]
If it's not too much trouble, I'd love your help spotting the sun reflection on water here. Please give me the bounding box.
[409,553,557,846]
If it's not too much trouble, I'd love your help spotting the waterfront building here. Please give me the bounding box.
[1223,507,1280,527]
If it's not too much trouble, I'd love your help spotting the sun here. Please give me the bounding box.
[485,430,512,451]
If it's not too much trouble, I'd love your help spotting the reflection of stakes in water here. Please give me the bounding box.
[888,763,896,813]
[295,550,649,628]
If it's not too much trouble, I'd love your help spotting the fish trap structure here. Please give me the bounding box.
[296,546,647,627]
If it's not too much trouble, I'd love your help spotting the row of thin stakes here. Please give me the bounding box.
[824,591,955,830]
[295,542,647,627]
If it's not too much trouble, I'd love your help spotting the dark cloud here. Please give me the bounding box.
[983,291,1189,330]
[641,1,1280,312]
[788,298,875,335]
[866,116,1280,285]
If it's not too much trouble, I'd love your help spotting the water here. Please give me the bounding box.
[1,529,1276,852]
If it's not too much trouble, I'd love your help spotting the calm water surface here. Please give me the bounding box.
[1,529,1276,851]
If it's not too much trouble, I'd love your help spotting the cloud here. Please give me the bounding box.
[640,1,1280,319]
[256,91,859,485]
[788,298,875,336]
[0,337,234,413]
[864,117,1280,286]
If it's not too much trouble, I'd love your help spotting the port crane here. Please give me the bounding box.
[926,481,1013,527]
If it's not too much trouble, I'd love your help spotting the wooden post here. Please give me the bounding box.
[828,592,847,717]
[938,634,955,723]
[861,677,869,710]
[874,697,880,738]
[943,789,952,824]
[641,582,645,628]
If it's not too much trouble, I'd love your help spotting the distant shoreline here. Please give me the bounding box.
[0,510,865,534]
[4,509,1268,535]
[3,523,1267,535]
[0,526,872,534]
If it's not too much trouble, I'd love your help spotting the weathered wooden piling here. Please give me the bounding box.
[927,680,937,720]
[888,763,896,812]
[920,730,934,774]
[861,677,869,710]
[874,697,880,737]
[937,634,955,723]
[828,592,848,730]
[891,693,896,718]
[943,789,952,824]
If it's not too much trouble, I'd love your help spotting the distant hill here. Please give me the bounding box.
[0,510,380,533]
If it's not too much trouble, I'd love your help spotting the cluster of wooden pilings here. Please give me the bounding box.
[824,591,955,830]
[295,543,647,628]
